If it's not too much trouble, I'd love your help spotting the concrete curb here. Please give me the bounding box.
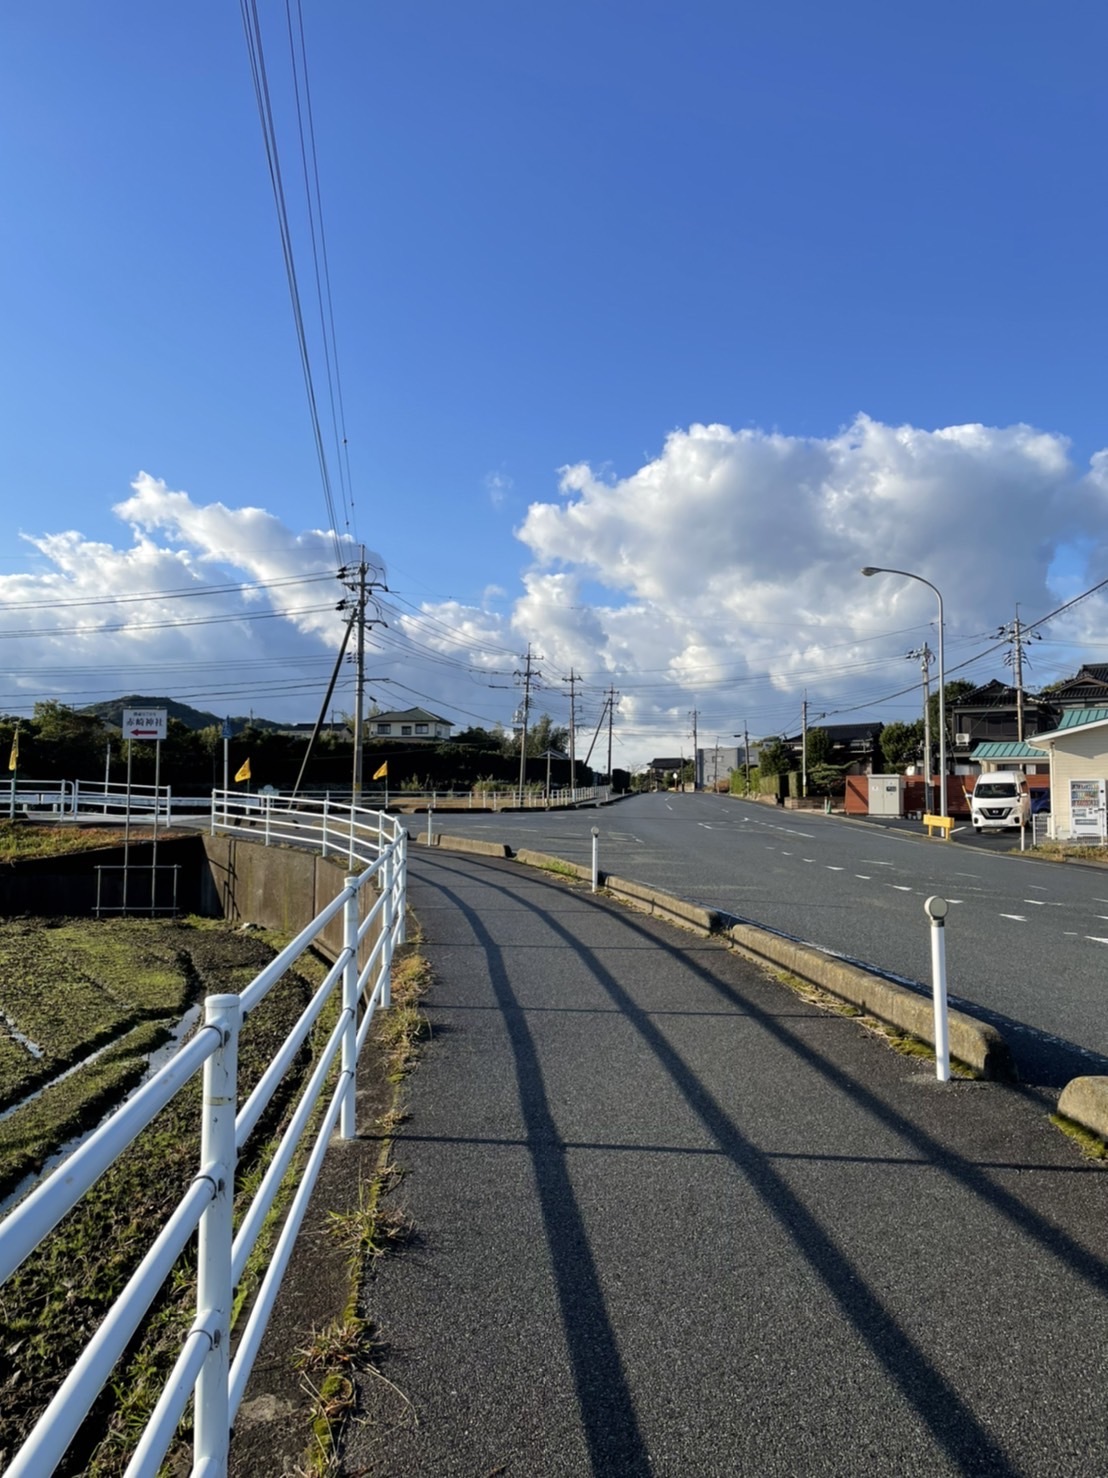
[602,874,720,935]
[505,843,1014,1081]
[428,834,511,859]
[726,923,1015,1081]
[513,848,591,878]
[1056,1076,1108,1141]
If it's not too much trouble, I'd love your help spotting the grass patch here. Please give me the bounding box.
[1050,1111,1108,1159]
[0,823,165,863]
[0,917,208,1109]
[291,940,430,1476]
[768,966,978,1077]
[0,1019,172,1199]
[0,921,324,1475]
[1027,841,1108,864]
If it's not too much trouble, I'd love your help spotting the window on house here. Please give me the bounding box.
[415,724,428,734]
[376,723,391,735]
[401,725,412,735]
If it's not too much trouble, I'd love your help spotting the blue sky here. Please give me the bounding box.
[1,3,1107,764]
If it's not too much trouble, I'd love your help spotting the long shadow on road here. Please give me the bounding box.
[420,854,1069,1476]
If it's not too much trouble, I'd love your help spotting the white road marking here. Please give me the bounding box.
[1086,936,1108,945]
[803,858,815,863]
[1024,899,1064,906]
[1027,884,1048,891]
[781,851,792,856]
[698,823,713,829]
[1000,914,1027,922]
[826,866,844,871]
[863,860,896,867]
[855,874,871,880]
[891,885,913,892]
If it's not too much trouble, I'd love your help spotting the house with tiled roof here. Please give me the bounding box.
[948,680,1055,764]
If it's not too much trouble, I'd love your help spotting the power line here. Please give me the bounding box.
[239,0,345,566]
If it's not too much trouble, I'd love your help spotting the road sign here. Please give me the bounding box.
[122,708,168,742]
[221,720,234,739]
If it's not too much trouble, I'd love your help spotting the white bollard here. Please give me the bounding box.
[591,826,600,893]
[427,805,434,846]
[925,896,951,1082]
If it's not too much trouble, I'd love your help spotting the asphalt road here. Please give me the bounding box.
[415,793,1108,1085]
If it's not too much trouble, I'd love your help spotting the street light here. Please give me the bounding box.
[861,566,947,822]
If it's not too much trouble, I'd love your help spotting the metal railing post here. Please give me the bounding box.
[341,877,359,1139]
[397,829,408,945]
[194,993,240,1476]
[381,845,394,1008]
[322,794,330,858]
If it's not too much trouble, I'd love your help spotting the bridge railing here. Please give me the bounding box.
[0,800,406,1476]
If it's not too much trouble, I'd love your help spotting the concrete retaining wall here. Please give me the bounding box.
[0,835,213,917]
[200,835,360,960]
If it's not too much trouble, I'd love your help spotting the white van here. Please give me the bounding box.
[970,772,1031,833]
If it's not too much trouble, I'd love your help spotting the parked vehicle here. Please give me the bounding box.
[969,772,1031,832]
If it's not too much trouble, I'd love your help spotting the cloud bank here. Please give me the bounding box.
[3,419,1107,764]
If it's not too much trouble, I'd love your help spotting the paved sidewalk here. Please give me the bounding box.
[344,849,1108,1477]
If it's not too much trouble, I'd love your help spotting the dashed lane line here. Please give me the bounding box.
[1000,914,1027,922]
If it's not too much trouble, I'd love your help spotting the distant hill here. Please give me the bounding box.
[79,696,277,732]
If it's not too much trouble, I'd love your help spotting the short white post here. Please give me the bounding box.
[341,877,359,1139]
[322,794,330,858]
[925,896,951,1082]
[427,805,434,846]
[194,993,241,1475]
[591,825,600,893]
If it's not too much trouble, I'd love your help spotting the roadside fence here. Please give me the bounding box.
[0,797,406,1476]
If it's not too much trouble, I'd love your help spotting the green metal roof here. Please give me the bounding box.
[1055,708,1108,729]
[970,741,1052,759]
[1025,707,1108,745]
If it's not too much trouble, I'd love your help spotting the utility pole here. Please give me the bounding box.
[997,607,1039,742]
[607,684,618,782]
[690,709,699,790]
[801,696,808,798]
[743,721,750,792]
[341,549,387,800]
[516,644,542,807]
[564,669,579,799]
[352,554,367,797]
[907,644,934,813]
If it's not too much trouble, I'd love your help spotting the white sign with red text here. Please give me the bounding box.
[122,708,168,742]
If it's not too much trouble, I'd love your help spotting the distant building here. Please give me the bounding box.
[781,721,884,775]
[370,708,453,742]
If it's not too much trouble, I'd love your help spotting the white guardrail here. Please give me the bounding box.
[0,793,407,1477]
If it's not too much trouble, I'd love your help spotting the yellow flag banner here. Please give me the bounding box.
[372,761,388,780]
[235,758,252,782]
[7,729,18,772]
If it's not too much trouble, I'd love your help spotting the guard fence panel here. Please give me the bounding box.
[0,797,407,1477]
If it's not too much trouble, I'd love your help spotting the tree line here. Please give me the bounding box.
[0,703,622,794]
